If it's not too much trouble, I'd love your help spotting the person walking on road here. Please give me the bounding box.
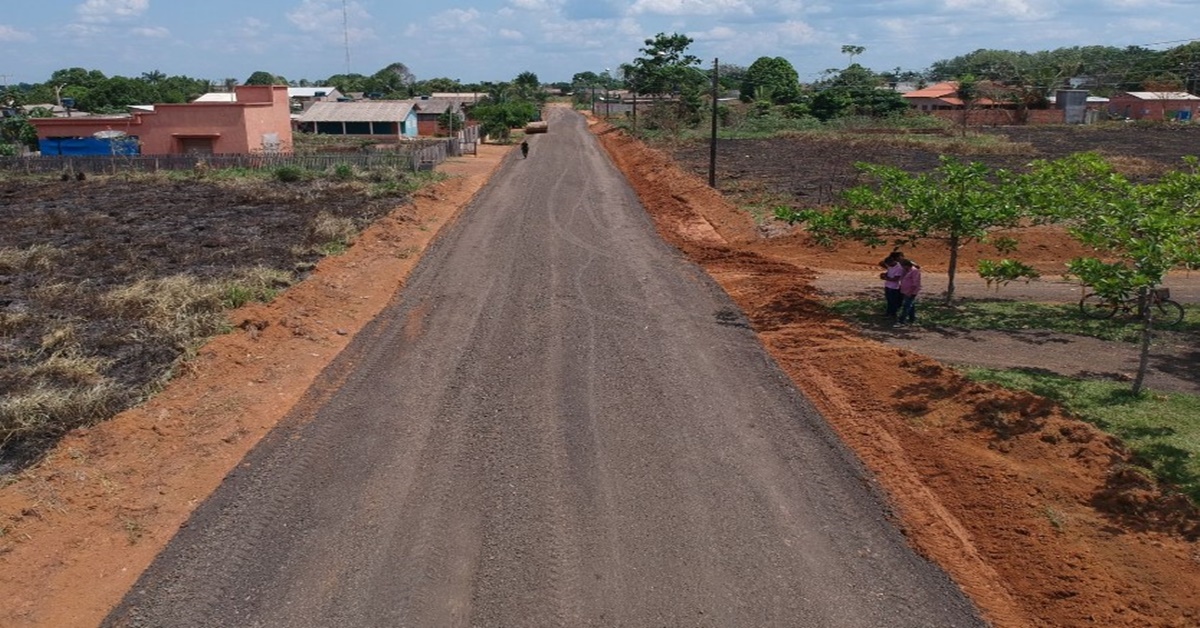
[897,259,922,326]
[520,140,529,159]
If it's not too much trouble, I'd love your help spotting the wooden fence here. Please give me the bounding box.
[0,137,464,175]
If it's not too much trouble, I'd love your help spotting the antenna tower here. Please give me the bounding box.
[342,0,351,74]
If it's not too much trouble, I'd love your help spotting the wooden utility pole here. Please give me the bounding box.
[708,58,719,188]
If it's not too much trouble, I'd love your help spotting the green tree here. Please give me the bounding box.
[324,73,367,94]
[741,57,800,104]
[809,63,907,120]
[471,100,537,141]
[414,77,465,95]
[76,75,157,112]
[512,71,544,104]
[0,115,38,153]
[368,62,416,97]
[776,157,1026,303]
[1019,153,1200,393]
[140,69,167,84]
[245,71,284,85]
[627,32,703,100]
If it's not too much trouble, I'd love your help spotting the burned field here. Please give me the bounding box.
[0,172,421,462]
[669,124,1200,208]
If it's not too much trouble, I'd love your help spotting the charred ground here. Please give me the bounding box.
[0,172,426,463]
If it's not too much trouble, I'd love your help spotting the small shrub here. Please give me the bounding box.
[307,211,358,250]
[332,163,355,181]
[274,165,306,183]
[223,266,294,308]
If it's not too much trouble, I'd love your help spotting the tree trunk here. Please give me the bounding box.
[944,234,960,304]
[1132,287,1153,395]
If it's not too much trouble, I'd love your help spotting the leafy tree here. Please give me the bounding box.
[0,115,37,153]
[809,63,907,120]
[841,45,865,64]
[414,77,465,95]
[77,75,157,112]
[741,57,800,104]
[368,62,416,97]
[470,100,537,141]
[776,157,1026,303]
[954,74,979,135]
[324,73,368,94]
[626,32,703,100]
[140,69,167,84]
[245,71,285,85]
[1018,153,1200,393]
[49,67,108,90]
[512,71,544,104]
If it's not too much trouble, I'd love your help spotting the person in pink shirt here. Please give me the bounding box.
[897,259,921,326]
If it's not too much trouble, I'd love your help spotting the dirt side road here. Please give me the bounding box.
[105,107,981,626]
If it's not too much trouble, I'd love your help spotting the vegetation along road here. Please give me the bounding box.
[105,108,982,626]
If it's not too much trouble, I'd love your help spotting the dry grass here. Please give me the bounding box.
[0,244,62,274]
[102,275,228,337]
[1104,154,1171,178]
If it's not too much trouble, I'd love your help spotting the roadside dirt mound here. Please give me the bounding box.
[593,119,1200,627]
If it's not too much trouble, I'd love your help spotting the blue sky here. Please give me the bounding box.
[1,0,1195,86]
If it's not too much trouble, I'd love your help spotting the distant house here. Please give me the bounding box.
[901,81,1003,111]
[287,86,344,112]
[295,101,419,138]
[30,85,293,155]
[406,96,474,136]
[1108,91,1200,121]
[902,80,1067,125]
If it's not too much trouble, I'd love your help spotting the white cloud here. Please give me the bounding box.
[510,0,563,10]
[0,25,35,42]
[694,26,739,41]
[131,26,169,38]
[286,0,375,41]
[777,19,820,42]
[630,0,754,17]
[942,0,1052,19]
[239,17,268,38]
[76,0,150,24]
[499,28,525,41]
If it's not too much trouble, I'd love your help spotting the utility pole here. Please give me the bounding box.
[0,74,11,88]
[708,57,719,188]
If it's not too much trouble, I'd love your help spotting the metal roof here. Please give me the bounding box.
[1120,91,1200,101]
[296,101,416,122]
[288,86,340,98]
[193,92,237,103]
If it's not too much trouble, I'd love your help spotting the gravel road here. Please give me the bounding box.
[105,108,983,627]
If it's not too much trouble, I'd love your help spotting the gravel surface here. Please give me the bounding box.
[105,109,982,627]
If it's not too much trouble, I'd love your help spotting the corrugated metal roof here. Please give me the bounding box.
[1121,91,1200,101]
[193,92,237,103]
[297,101,416,122]
[289,86,340,98]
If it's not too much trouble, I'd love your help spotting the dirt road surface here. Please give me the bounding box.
[105,108,982,626]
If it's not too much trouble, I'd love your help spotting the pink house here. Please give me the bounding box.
[31,85,293,155]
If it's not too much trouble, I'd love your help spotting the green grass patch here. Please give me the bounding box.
[829,297,1200,342]
[966,367,1200,504]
